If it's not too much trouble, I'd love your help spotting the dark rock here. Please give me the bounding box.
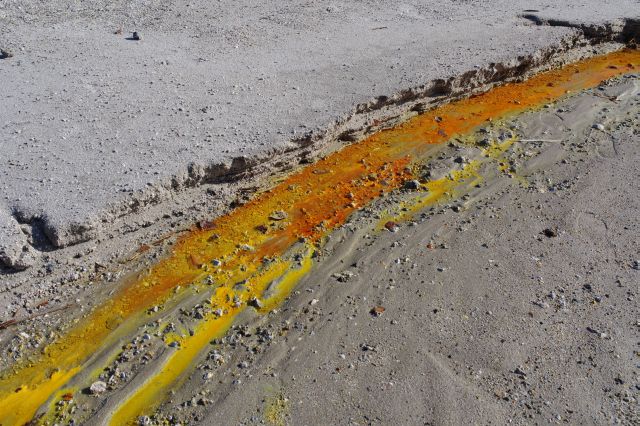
[403,180,421,190]
[248,297,263,308]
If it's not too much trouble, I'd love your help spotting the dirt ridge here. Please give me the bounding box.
[1,18,637,271]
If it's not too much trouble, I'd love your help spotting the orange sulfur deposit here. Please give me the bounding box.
[0,49,638,425]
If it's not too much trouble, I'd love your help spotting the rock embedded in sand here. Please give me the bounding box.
[370,306,385,317]
[403,180,421,190]
[384,221,399,232]
[269,210,288,221]
[248,297,263,308]
[332,270,355,282]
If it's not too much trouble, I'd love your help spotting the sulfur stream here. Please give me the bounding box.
[0,49,638,425]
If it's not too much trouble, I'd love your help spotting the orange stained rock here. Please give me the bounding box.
[0,48,637,425]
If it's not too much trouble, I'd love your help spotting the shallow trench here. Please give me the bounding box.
[0,44,637,425]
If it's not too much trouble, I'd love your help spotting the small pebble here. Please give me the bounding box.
[269,210,288,221]
[89,381,107,395]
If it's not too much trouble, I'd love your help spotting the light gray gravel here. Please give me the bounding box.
[0,1,638,267]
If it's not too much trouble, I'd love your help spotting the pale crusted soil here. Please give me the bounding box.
[0,0,638,265]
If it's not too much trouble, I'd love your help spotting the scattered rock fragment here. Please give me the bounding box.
[542,227,558,238]
[384,221,399,232]
[269,211,288,221]
[89,381,107,395]
[332,271,355,282]
[370,306,385,317]
[132,31,142,41]
[0,49,13,59]
[477,138,491,147]
[533,300,549,309]
[360,343,375,352]
[592,123,605,131]
[403,180,421,190]
[586,326,608,338]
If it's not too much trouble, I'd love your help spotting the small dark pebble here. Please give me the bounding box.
[514,367,526,376]
[248,297,263,308]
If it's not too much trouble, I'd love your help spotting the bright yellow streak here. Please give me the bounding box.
[0,368,79,426]
[109,252,312,424]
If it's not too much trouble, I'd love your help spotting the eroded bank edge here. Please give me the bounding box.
[1,19,637,266]
[1,44,640,426]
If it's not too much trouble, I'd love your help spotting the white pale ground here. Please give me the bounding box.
[0,0,638,262]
